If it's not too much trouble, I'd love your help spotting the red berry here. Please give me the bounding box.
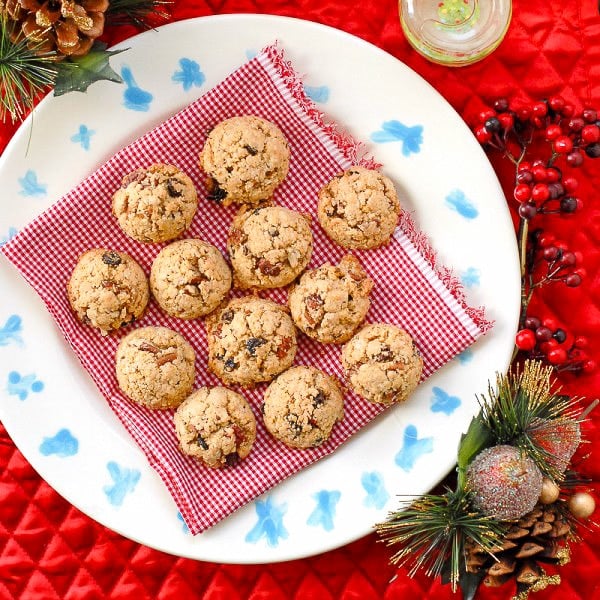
[576,198,584,211]
[493,98,509,112]
[574,336,589,348]
[478,109,496,123]
[548,96,565,112]
[547,347,567,365]
[514,183,531,202]
[532,101,548,117]
[518,202,537,220]
[561,103,575,117]
[566,150,584,167]
[568,117,585,132]
[582,359,597,374]
[524,316,541,330]
[543,246,559,261]
[516,329,536,351]
[531,183,550,202]
[545,167,561,183]
[475,125,492,143]
[540,339,559,354]
[518,161,532,172]
[542,317,558,331]
[560,251,577,266]
[532,165,547,182]
[497,112,514,130]
[545,124,562,140]
[554,136,574,153]
[582,107,598,123]
[517,170,533,184]
[566,273,582,287]
[562,176,578,192]
[535,326,553,342]
[581,124,600,143]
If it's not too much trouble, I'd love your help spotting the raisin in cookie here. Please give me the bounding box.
[150,239,232,319]
[288,254,373,344]
[199,116,290,206]
[112,163,198,243]
[262,366,344,449]
[227,204,312,289]
[67,249,149,335]
[174,386,256,468]
[206,297,297,387]
[115,326,196,409]
[341,323,423,405]
[317,166,400,250]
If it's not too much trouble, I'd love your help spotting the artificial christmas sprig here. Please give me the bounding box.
[376,361,596,600]
[472,96,598,374]
[0,0,170,122]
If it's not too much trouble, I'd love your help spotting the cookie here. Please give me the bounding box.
[115,326,196,409]
[341,323,423,405]
[174,386,256,468]
[288,254,373,344]
[317,166,401,250]
[67,249,149,335]
[150,239,232,319]
[199,116,290,206]
[227,204,313,289]
[206,296,297,387]
[262,366,344,449]
[112,163,198,243]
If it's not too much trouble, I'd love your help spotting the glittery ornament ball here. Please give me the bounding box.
[466,444,543,521]
[529,418,581,473]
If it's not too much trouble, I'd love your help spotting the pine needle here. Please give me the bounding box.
[376,489,506,591]
[105,0,172,29]
[0,17,57,123]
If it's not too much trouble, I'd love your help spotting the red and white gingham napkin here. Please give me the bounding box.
[1,45,492,534]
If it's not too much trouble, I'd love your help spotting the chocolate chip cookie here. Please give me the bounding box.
[317,166,400,250]
[112,163,198,243]
[67,249,149,335]
[150,239,232,319]
[288,254,373,343]
[199,116,290,206]
[341,323,423,405]
[174,386,256,468]
[115,326,196,409]
[206,296,297,387]
[262,366,344,449]
[227,204,312,289]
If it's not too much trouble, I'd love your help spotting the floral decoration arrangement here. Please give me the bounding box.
[0,0,169,122]
[376,96,599,600]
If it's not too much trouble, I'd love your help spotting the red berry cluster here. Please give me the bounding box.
[515,316,596,374]
[529,230,585,289]
[472,96,598,375]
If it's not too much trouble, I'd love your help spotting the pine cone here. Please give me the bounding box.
[465,503,573,598]
[1,0,108,56]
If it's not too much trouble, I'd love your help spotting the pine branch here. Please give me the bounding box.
[0,17,58,123]
[105,0,172,29]
[376,489,506,591]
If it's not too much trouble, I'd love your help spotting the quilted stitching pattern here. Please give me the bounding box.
[1,1,600,598]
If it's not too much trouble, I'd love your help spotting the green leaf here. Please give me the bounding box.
[54,42,128,96]
[458,571,485,600]
[456,415,493,489]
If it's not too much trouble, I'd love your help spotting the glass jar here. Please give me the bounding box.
[399,0,512,66]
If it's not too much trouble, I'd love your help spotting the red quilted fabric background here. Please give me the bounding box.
[1,1,600,599]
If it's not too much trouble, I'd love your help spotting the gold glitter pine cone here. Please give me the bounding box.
[465,502,572,597]
[1,0,108,56]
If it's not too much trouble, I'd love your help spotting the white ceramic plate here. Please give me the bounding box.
[0,14,520,563]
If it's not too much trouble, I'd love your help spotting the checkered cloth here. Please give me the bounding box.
[1,45,491,534]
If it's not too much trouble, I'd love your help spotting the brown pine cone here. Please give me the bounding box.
[465,503,572,598]
[1,0,108,56]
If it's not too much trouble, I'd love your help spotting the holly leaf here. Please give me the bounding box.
[458,571,485,600]
[54,42,128,96]
[456,415,493,489]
